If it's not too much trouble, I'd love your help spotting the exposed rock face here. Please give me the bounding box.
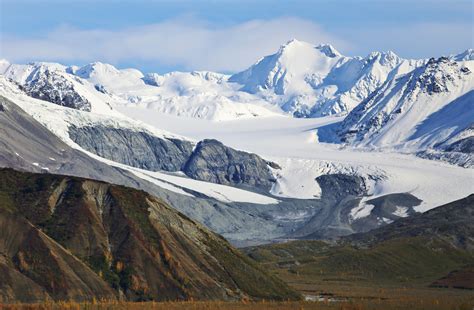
[69,125,194,171]
[21,69,92,111]
[69,127,276,192]
[417,149,473,168]
[315,174,368,201]
[444,136,474,153]
[0,168,300,303]
[183,139,275,191]
[421,57,461,94]
[349,193,422,233]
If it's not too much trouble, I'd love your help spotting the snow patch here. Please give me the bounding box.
[393,206,409,217]
[349,202,374,222]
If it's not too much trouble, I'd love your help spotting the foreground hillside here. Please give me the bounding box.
[245,195,474,304]
[0,168,299,303]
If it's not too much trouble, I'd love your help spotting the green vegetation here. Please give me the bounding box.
[243,237,474,308]
[246,237,474,286]
[204,233,302,301]
[88,255,120,290]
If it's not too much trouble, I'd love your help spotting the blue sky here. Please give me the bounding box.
[1,0,472,73]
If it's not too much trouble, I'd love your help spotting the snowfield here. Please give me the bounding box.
[116,108,474,211]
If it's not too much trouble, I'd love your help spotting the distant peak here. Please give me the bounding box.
[279,39,312,51]
[316,43,341,58]
[367,50,401,66]
[82,61,115,69]
[284,38,303,46]
[278,40,342,58]
[0,59,10,74]
[453,48,474,61]
[75,62,118,78]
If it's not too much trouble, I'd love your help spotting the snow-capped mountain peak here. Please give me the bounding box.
[229,40,344,96]
[366,50,401,67]
[316,43,342,58]
[74,62,121,79]
[74,62,146,92]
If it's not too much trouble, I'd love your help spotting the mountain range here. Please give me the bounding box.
[0,39,472,243]
[0,39,473,303]
[2,40,472,120]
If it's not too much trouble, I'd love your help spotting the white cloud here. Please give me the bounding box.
[2,17,470,73]
[0,17,349,72]
[344,22,473,59]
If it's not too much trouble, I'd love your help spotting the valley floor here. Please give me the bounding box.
[2,292,473,310]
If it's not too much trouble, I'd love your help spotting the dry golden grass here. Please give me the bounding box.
[1,297,473,310]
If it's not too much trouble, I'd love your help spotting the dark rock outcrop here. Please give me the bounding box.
[69,125,194,171]
[283,174,369,239]
[69,128,276,192]
[21,69,92,111]
[183,139,275,192]
[444,136,474,154]
[315,174,368,201]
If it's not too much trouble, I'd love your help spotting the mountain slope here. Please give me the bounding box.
[0,92,290,244]
[345,194,474,251]
[335,57,473,147]
[0,168,300,303]
[319,56,474,166]
[0,209,117,303]
[1,62,119,115]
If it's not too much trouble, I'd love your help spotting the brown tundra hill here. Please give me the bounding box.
[0,168,299,303]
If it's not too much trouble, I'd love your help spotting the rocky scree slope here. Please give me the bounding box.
[0,168,300,303]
